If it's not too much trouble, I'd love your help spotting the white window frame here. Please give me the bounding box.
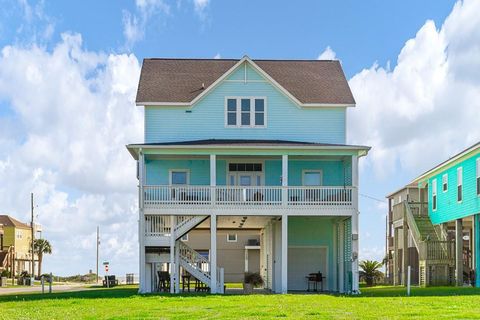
[476,158,480,196]
[457,167,463,203]
[169,169,190,185]
[442,174,448,192]
[227,233,238,242]
[225,96,267,128]
[180,234,189,241]
[302,170,323,186]
[432,179,437,211]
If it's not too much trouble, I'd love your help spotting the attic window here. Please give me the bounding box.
[226,97,266,128]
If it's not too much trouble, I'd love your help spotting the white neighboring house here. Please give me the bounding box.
[127,56,369,293]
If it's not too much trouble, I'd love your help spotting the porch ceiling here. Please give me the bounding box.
[197,215,277,229]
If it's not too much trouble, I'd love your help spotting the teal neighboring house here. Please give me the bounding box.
[127,56,370,294]
[415,142,480,287]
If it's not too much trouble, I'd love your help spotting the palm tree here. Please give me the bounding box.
[33,239,52,277]
[359,260,383,286]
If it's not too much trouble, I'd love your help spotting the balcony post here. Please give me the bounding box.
[351,155,359,293]
[138,149,146,293]
[282,155,288,206]
[210,154,216,205]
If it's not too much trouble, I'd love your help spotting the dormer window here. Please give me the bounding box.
[225,97,266,128]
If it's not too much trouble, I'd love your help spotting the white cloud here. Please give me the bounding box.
[14,0,56,43]
[193,0,209,15]
[213,52,221,59]
[348,0,480,181]
[122,0,170,50]
[317,46,336,60]
[0,32,142,275]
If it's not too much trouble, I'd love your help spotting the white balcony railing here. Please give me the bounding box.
[143,185,354,210]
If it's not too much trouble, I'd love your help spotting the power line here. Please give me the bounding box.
[359,193,387,203]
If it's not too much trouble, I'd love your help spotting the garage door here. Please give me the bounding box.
[288,247,328,291]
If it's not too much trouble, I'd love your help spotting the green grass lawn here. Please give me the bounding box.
[1,285,480,319]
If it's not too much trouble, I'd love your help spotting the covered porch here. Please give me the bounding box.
[143,214,356,294]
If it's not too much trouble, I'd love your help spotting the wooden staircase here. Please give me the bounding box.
[144,215,224,293]
[404,202,455,286]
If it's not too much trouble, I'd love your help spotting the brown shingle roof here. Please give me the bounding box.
[0,215,31,229]
[135,58,355,105]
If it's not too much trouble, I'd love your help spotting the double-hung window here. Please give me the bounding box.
[457,167,463,202]
[432,179,437,211]
[476,158,480,196]
[442,174,448,192]
[226,97,266,127]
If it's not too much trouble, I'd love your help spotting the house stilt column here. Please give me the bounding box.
[138,150,146,293]
[456,218,464,286]
[351,155,360,293]
[210,214,217,293]
[170,215,175,293]
[281,214,288,294]
[402,219,409,286]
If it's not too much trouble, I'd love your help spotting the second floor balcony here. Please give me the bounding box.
[128,139,369,216]
[142,185,355,214]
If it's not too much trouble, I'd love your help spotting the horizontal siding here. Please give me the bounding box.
[145,65,346,144]
[429,153,480,224]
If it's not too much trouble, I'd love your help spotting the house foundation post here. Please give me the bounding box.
[456,218,464,286]
[138,150,146,293]
[351,155,360,293]
[281,214,288,294]
[170,215,175,294]
[210,214,217,293]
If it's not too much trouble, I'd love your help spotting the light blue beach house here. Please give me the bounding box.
[127,56,369,294]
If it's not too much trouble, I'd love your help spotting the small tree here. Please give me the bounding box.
[33,239,52,278]
[359,260,383,286]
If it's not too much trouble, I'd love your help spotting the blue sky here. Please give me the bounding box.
[2,0,480,276]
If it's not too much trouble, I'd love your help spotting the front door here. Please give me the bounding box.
[228,163,263,187]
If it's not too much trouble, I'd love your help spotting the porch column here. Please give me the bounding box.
[210,214,217,293]
[170,215,175,293]
[281,214,288,293]
[210,154,216,205]
[138,150,146,293]
[282,155,288,206]
[456,218,463,286]
[351,155,359,292]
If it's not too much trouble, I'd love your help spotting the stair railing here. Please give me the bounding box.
[404,201,423,250]
[178,241,211,280]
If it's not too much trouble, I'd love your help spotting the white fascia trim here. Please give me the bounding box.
[126,144,371,159]
[137,55,356,109]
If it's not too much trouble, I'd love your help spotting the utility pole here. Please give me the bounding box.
[96,226,100,283]
[31,193,35,278]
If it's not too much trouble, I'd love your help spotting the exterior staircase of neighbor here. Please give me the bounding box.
[144,214,224,293]
[404,202,455,286]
